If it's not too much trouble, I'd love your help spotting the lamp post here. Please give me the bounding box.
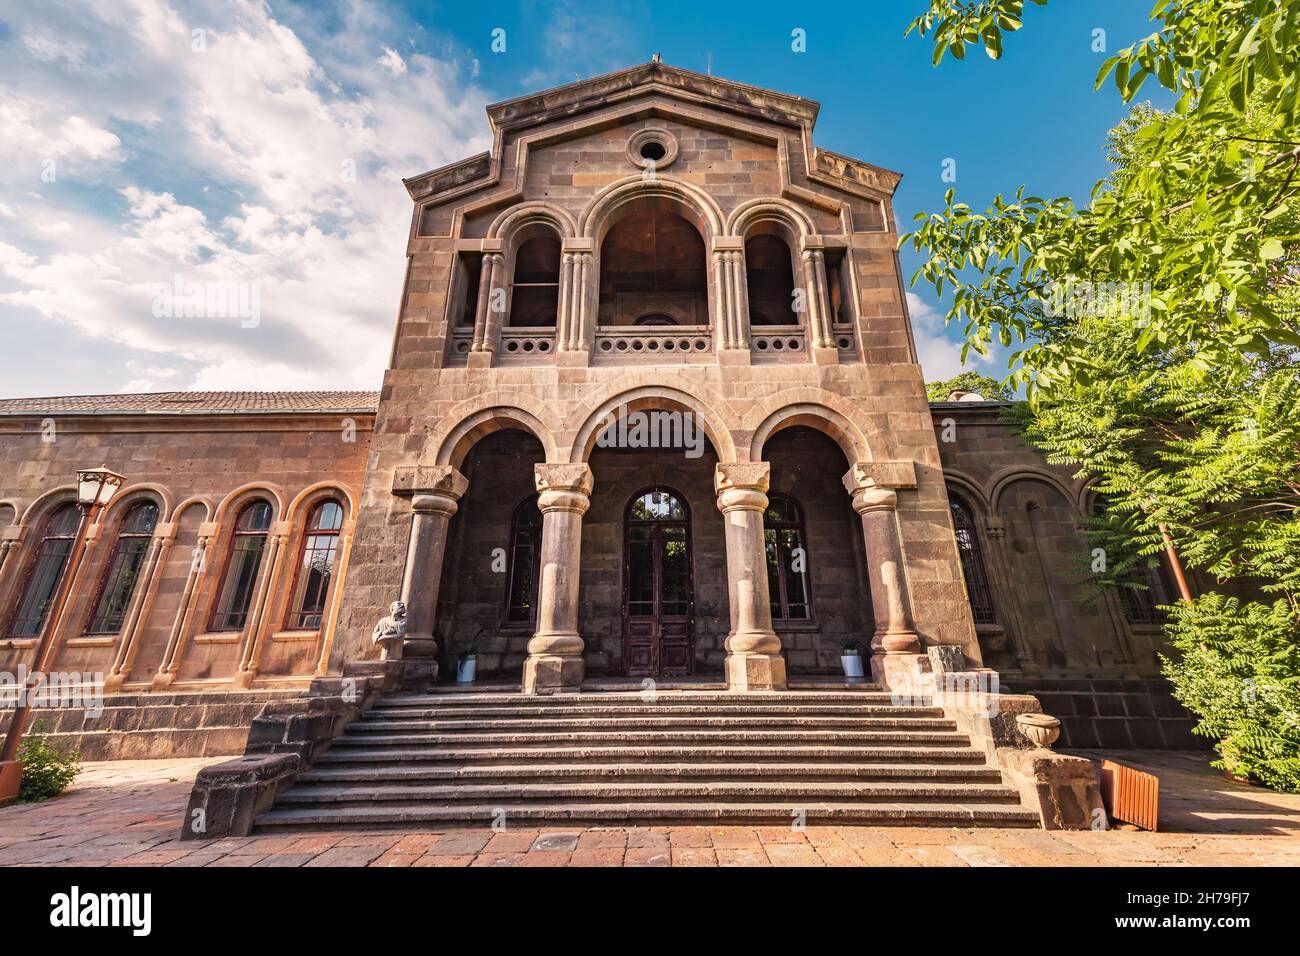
[0,466,123,802]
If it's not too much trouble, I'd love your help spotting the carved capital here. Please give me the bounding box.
[840,460,917,496]
[714,461,770,496]
[534,463,594,497]
[392,465,469,501]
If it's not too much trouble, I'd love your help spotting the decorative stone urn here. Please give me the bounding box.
[1016,712,1062,749]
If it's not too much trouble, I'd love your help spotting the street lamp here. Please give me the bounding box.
[0,465,124,803]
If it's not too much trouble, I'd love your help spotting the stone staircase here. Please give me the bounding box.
[252,687,1039,830]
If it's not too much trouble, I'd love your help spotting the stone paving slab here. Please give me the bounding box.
[0,752,1297,867]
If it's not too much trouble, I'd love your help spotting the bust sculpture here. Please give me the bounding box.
[371,601,407,659]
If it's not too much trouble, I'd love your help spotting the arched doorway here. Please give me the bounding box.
[623,487,693,677]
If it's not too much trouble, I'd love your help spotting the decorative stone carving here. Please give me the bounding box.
[391,465,470,499]
[927,645,967,675]
[1016,712,1062,749]
[714,461,770,495]
[840,460,918,495]
[534,462,595,496]
[371,601,408,659]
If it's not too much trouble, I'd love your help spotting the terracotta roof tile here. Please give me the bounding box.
[0,391,380,415]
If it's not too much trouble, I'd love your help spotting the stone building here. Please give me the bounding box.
[0,63,1196,757]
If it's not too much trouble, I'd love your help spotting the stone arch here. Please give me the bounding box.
[745,394,871,464]
[18,485,77,528]
[988,467,1076,515]
[579,175,725,241]
[566,384,738,464]
[212,482,286,525]
[727,198,815,240]
[942,471,992,516]
[98,482,173,528]
[170,496,214,526]
[286,481,359,529]
[434,400,560,469]
[487,201,578,242]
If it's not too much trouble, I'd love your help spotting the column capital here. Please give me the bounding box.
[710,235,745,253]
[561,237,594,253]
[714,461,770,495]
[715,462,770,513]
[392,465,469,501]
[841,460,917,496]
[534,463,594,515]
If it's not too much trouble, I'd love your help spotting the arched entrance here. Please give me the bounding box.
[622,487,693,677]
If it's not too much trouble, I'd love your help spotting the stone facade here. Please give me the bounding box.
[0,64,1198,755]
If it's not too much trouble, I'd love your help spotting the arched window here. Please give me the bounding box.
[285,499,343,630]
[599,202,708,326]
[509,235,560,327]
[505,496,542,623]
[764,494,811,621]
[949,495,996,625]
[745,233,798,326]
[85,500,160,634]
[1091,494,1179,625]
[7,503,80,637]
[209,499,273,632]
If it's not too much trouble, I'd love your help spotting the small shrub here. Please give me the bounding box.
[16,721,82,803]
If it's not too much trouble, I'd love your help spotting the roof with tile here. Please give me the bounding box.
[0,391,381,416]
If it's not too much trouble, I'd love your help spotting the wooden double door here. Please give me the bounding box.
[622,488,694,677]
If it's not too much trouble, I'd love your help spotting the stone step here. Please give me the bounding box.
[274,780,1025,806]
[346,715,959,733]
[297,761,1007,785]
[253,800,1041,830]
[374,690,902,708]
[361,704,944,720]
[314,744,992,764]
[328,729,971,750]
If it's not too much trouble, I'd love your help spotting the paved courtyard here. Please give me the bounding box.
[1,750,1298,867]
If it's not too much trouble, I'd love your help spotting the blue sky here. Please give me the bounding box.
[0,0,1169,397]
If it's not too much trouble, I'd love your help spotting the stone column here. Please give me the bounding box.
[469,249,505,366]
[153,524,213,690]
[715,462,786,691]
[801,238,837,362]
[558,238,593,354]
[104,527,172,692]
[712,237,750,362]
[394,467,469,683]
[842,466,922,683]
[523,463,593,694]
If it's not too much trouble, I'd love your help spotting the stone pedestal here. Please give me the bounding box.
[523,464,593,694]
[394,467,468,683]
[715,462,786,691]
[843,467,922,668]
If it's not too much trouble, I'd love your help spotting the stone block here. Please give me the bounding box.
[180,753,300,840]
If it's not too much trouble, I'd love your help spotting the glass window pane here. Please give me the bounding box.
[627,525,654,615]
[9,539,73,637]
[211,535,266,630]
[660,527,688,616]
[87,537,151,634]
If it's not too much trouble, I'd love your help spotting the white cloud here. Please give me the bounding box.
[0,0,491,396]
[378,47,407,75]
[906,291,996,383]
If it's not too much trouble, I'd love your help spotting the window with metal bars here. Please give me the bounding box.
[764,493,812,622]
[505,496,542,624]
[949,495,997,625]
[6,503,80,637]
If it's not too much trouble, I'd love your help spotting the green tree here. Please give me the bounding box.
[926,370,1014,402]
[904,1,1300,788]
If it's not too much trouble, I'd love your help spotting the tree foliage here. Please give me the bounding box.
[905,1,1300,789]
[925,370,1014,402]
